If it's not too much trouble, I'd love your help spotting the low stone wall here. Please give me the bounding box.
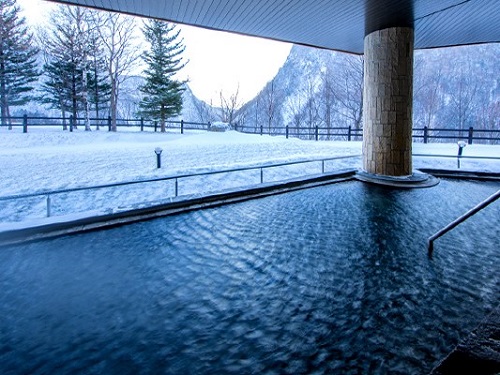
[431,305,500,375]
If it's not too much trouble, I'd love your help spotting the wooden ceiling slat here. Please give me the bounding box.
[46,0,500,53]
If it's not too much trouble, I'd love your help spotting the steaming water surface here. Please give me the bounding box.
[1,180,499,374]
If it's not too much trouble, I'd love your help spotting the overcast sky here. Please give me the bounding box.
[18,0,292,105]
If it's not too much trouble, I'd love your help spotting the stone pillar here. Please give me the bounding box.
[362,27,414,176]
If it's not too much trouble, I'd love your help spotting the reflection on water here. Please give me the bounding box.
[0,180,499,374]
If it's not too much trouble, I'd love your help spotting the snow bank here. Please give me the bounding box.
[0,129,498,224]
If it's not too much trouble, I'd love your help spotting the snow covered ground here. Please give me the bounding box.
[1,127,499,225]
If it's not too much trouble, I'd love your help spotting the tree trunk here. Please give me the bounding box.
[0,59,8,128]
[94,64,100,130]
[110,76,118,131]
[72,73,78,129]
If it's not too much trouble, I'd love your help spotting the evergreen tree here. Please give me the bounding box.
[39,5,93,128]
[87,21,111,128]
[139,20,186,132]
[39,58,72,129]
[0,0,40,127]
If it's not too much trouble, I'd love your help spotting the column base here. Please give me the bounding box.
[355,171,439,188]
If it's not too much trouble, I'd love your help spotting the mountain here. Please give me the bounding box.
[236,43,500,136]
[11,42,499,135]
[237,45,364,137]
[14,75,214,125]
[118,76,214,123]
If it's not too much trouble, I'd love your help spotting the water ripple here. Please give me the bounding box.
[0,180,499,374]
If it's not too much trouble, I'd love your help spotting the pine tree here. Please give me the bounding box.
[139,20,187,132]
[0,0,40,128]
[39,58,73,129]
[87,22,111,129]
[39,5,93,128]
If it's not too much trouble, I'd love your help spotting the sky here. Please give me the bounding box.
[17,0,292,106]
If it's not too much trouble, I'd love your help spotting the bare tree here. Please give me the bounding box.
[303,76,320,139]
[320,67,334,139]
[285,95,304,138]
[263,79,277,134]
[448,59,478,136]
[219,85,241,124]
[192,96,215,123]
[413,53,443,131]
[329,55,364,131]
[94,12,141,131]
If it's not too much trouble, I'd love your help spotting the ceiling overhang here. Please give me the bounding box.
[47,0,499,54]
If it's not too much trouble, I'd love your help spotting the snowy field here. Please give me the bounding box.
[1,127,499,225]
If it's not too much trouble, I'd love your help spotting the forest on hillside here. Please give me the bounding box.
[2,0,499,136]
[233,44,499,138]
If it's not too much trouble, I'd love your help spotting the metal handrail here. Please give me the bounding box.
[413,154,500,161]
[428,189,500,256]
[0,154,361,218]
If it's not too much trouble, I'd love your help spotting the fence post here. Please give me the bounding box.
[46,195,51,217]
[23,114,28,133]
[180,119,184,134]
[260,125,263,136]
[468,127,474,145]
[69,115,74,132]
[140,118,144,131]
[286,125,289,139]
[315,126,319,141]
[108,116,112,131]
[424,126,428,144]
[348,126,352,141]
[154,121,158,132]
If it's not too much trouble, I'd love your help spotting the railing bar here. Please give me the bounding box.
[413,154,500,160]
[0,154,362,201]
[428,189,500,256]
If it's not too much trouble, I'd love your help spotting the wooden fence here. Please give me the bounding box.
[1,115,210,133]
[2,115,499,145]
[234,124,500,145]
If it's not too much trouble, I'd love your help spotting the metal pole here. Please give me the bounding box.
[322,160,325,174]
[260,168,264,184]
[46,195,51,217]
[428,189,500,256]
[174,178,178,197]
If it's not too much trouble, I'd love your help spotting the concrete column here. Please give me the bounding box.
[362,27,414,176]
